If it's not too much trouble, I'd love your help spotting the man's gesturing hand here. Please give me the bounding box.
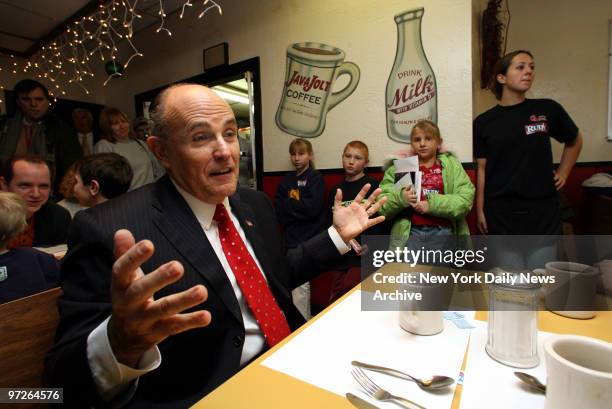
[332,184,386,243]
[108,229,211,367]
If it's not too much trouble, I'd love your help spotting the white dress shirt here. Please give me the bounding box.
[87,180,350,402]
[77,131,94,155]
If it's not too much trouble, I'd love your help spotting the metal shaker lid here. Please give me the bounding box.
[488,267,542,290]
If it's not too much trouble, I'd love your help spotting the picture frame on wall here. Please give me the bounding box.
[203,42,229,71]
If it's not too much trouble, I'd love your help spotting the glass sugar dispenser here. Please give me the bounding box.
[485,268,541,368]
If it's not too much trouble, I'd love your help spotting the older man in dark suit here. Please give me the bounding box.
[45,84,385,408]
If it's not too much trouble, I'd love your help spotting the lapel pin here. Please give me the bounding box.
[245,220,254,227]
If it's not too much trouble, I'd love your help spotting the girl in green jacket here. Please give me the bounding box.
[379,120,475,249]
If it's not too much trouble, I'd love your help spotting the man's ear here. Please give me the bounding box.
[89,180,100,196]
[147,136,170,168]
[0,176,6,191]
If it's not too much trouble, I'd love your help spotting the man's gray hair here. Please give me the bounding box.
[72,107,93,123]
[150,83,195,140]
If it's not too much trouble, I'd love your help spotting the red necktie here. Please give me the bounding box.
[214,204,291,347]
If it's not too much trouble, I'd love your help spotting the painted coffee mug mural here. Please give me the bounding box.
[275,42,360,138]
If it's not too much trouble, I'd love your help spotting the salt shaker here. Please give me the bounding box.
[485,268,541,368]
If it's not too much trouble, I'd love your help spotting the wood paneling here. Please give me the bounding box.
[0,287,62,408]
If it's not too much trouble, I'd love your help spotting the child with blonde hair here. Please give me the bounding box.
[379,120,474,249]
[0,192,60,304]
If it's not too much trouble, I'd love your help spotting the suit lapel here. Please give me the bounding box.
[151,177,243,324]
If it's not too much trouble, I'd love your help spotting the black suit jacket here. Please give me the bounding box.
[44,175,340,408]
[33,202,71,247]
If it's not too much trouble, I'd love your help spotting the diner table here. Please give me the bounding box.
[193,281,611,409]
[34,243,68,260]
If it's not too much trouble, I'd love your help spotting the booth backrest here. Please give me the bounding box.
[0,287,63,394]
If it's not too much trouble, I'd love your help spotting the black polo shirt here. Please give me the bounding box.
[473,98,578,200]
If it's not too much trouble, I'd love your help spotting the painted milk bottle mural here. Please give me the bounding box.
[386,8,437,143]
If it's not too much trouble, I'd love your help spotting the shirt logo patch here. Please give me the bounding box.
[530,114,547,122]
[422,188,440,196]
[0,266,7,282]
[525,122,548,135]
[297,180,307,187]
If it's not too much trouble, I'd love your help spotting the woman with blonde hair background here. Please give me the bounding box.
[94,107,164,190]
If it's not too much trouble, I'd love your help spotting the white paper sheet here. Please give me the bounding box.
[459,321,553,409]
[262,290,474,409]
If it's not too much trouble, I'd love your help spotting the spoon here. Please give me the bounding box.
[351,360,454,390]
[514,371,546,393]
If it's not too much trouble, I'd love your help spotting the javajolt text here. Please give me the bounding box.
[285,71,331,93]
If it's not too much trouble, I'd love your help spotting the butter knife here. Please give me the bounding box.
[346,393,380,409]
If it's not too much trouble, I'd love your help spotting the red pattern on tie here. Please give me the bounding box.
[214,204,291,347]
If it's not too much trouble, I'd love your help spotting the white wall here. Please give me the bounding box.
[473,0,612,162]
[102,0,473,171]
[3,0,609,165]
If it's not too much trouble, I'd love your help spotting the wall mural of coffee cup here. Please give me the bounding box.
[275,42,360,138]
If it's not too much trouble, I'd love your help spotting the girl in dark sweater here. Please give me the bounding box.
[275,138,325,319]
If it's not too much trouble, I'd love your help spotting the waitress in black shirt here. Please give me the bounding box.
[473,50,583,235]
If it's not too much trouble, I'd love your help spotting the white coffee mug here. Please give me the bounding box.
[399,310,443,336]
[534,261,598,319]
[397,272,450,336]
[544,335,612,409]
[595,259,612,296]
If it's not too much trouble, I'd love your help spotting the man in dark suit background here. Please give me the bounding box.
[45,84,385,408]
[0,79,82,198]
[71,107,98,155]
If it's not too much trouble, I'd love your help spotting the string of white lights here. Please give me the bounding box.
[0,0,222,101]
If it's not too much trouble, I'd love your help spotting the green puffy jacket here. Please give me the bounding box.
[378,152,475,249]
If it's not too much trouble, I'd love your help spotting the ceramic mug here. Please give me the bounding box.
[534,261,598,319]
[275,42,360,137]
[544,335,612,409]
[595,259,612,296]
[397,274,448,336]
[399,310,443,336]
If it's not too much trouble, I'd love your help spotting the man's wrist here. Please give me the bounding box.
[328,226,351,255]
[87,317,161,401]
[108,317,142,368]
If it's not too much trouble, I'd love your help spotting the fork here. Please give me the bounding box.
[351,368,426,409]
